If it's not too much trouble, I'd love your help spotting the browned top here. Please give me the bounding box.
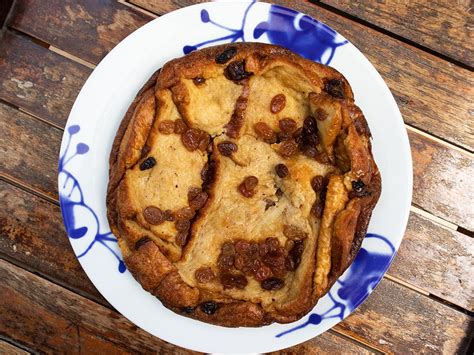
[106,42,380,326]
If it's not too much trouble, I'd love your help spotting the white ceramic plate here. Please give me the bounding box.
[58,1,412,352]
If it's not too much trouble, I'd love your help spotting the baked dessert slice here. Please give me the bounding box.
[107,43,381,327]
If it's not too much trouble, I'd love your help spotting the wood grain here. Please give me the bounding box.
[321,0,474,68]
[0,180,105,306]
[409,129,474,230]
[334,278,473,354]
[128,0,474,151]
[8,0,151,65]
[0,31,91,128]
[390,212,474,311]
[0,102,60,200]
[0,259,370,354]
[0,340,29,355]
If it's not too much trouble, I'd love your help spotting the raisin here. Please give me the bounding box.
[276,131,292,143]
[270,94,286,113]
[276,188,283,197]
[238,176,258,197]
[189,191,208,210]
[263,250,286,268]
[215,47,237,64]
[198,133,210,152]
[135,236,151,250]
[224,60,252,81]
[218,254,235,270]
[158,120,175,134]
[311,200,324,218]
[254,265,273,281]
[182,306,195,314]
[278,140,299,158]
[288,240,304,269]
[302,146,318,158]
[352,179,365,192]
[175,219,191,232]
[299,116,319,151]
[275,163,289,178]
[311,175,324,192]
[261,277,284,290]
[139,157,156,170]
[285,256,295,271]
[195,267,215,283]
[193,76,206,85]
[140,145,151,158]
[325,78,345,99]
[175,207,195,220]
[188,187,201,202]
[278,118,297,133]
[235,240,251,254]
[200,163,210,182]
[293,127,303,143]
[174,119,187,134]
[143,206,165,225]
[221,241,235,255]
[315,152,332,165]
[200,301,218,315]
[217,141,237,156]
[254,122,277,143]
[220,273,248,289]
[182,128,202,151]
[164,209,175,222]
[175,231,189,247]
[283,225,307,239]
[314,108,328,121]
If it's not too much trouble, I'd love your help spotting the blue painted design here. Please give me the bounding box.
[59,125,126,273]
[183,1,256,54]
[276,233,394,337]
[254,5,347,64]
[184,2,347,65]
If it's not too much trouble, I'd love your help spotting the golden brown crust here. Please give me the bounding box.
[107,43,380,327]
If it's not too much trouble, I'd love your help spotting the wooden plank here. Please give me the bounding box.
[321,0,474,68]
[0,180,106,306]
[0,0,14,28]
[0,340,29,355]
[389,212,474,311]
[128,0,474,151]
[8,0,152,65]
[0,102,60,200]
[0,259,370,354]
[0,31,91,128]
[129,0,203,15]
[335,278,473,354]
[409,129,474,230]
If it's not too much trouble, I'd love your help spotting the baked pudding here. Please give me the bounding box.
[107,43,381,327]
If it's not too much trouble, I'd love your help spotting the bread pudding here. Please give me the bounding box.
[106,43,381,327]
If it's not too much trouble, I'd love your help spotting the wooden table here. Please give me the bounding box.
[0,1,472,353]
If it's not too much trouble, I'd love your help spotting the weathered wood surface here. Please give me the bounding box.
[334,279,473,354]
[0,31,91,128]
[8,0,151,65]
[409,129,474,231]
[0,340,29,355]
[0,180,105,306]
[389,212,474,311]
[0,259,372,354]
[321,0,474,68]
[127,1,474,151]
[0,102,60,200]
[1,31,472,231]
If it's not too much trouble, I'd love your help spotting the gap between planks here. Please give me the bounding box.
[309,0,474,71]
[118,0,158,18]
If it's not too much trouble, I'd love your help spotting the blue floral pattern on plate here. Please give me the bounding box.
[59,1,396,342]
[59,125,126,273]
